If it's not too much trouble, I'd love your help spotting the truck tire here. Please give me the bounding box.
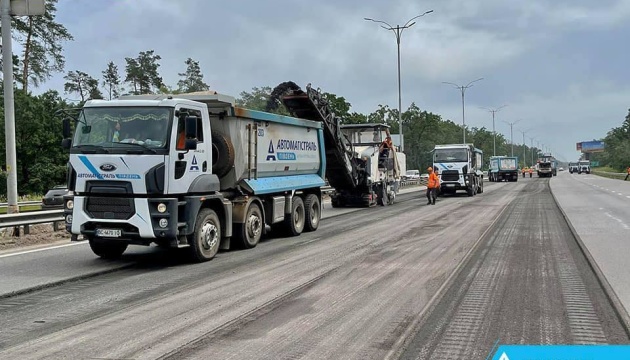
[304,194,321,232]
[377,184,388,206]
[212,131,235,178]
[284,196,305,236]
[188,208,221,262]
[89,238,128,259]
[234,202,263,249]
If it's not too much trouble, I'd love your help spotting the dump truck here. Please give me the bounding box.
[488,155,519,182]
[537,154,556,177]
[577,160,591,174]
[60,82,402,262]
[433,144,484,196]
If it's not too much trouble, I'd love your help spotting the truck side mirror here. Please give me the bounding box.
[184,116,198,150]
[62,118,71,138]
[185,116,197,139]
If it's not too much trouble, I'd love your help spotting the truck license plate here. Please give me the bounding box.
[446,184,455,187]
[96,228,122,238]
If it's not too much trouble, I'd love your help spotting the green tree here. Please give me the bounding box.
[236,86,289,115]
[11,0,73,92]
[124,50,163,94]
[0,87,71,195]
[102,61,122,100]
[177,58,209,93]
[64,70,102,102]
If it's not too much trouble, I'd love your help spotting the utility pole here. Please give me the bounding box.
[503,120,520,157]
[365,10,433,152]
[529,136,535,167]
[518,129,530,167]
[2,0,44,216]
[443,78,484,143]
[480,105,507,157]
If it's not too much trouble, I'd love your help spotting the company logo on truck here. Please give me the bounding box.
[77,155,141,180]
[99,163,117,172]
[266,139,317,161]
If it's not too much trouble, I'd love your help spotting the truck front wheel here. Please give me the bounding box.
[234,202,263,249]
[89,238,128,259]
[304,194,321,232]
[189,208,221,262]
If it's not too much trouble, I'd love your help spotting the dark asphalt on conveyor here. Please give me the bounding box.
[0,181,510,359]
[398,178,630,360]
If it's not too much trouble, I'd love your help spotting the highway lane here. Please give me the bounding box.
[0,185,430,298]
[398,177,629,360]
[0,181,509,359]
[551,171,630,317]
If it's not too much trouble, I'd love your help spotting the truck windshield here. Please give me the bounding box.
[434,149,468,162]
[341,128,384,145]
[72,107,172,149]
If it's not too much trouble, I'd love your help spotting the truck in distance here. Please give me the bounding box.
[568,162,578,173]
[577,160,591,174]
[488,155,519,182]
[433,144,484,196]
[537,154,556,177]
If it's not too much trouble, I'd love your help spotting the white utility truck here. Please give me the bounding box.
[433,144,484,196]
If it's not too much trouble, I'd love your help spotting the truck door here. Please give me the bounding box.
[167,105,211,194]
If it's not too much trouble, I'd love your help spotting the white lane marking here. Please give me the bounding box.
[626,196,630,199]
[604,212,630,230]
[0,242,84,259]
[619,193,624,196]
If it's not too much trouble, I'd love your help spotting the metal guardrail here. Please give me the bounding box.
[0,210,64,234]
[0,200,42,208]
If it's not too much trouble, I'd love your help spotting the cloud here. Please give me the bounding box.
[23,0,630,161]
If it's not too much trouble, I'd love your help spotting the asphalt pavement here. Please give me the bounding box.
[0,181,510,359]
[398,177,629,360]
[550,171,630,318]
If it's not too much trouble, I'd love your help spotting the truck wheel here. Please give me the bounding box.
[377,184,388,206]
[89,238,128,259]
[211,131,235,178]
[189,208,221,262]
[284,196,305,236]
[235,202,263,249]
[304,194,321,232]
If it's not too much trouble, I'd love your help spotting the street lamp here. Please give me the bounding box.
[502,119,520,157]
[443,78,484,143]
[365,10,434,152]
[529,136,535,167]
[480,105,507,157]
[518,128,530,167]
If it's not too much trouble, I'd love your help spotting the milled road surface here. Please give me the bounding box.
[398,178,629,360]
[0,182,510,359]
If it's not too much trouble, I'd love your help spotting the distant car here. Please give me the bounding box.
[42,185,70,209]
[420,173,429,180]
[558,167,564,171]
[404,170,420,181]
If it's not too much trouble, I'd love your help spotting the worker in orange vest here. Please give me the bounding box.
[426,167,439,205]
[625,167,630,181]
[528,167,533,178]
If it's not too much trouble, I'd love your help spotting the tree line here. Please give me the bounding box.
[589,109,630,171]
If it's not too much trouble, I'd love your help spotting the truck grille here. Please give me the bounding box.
[85,197,135,220]
[441,170,459,182]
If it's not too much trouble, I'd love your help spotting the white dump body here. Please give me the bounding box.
[210,108,323,191]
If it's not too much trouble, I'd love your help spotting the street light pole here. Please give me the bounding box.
[529,136,535,167]
[480,105,507,156]
[365,10,433,152]
[518,129,530,167]
[2,0,18,215]
[503,120,520,157]
[443,78,484,143]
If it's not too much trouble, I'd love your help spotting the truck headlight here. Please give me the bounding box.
[66,200,74,210]
[157,203,167,213]
[159,218,168,228]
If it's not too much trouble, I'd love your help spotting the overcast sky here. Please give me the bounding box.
[30,0,630,161]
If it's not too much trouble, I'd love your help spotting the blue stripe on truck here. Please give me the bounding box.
[241,174,326,195]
